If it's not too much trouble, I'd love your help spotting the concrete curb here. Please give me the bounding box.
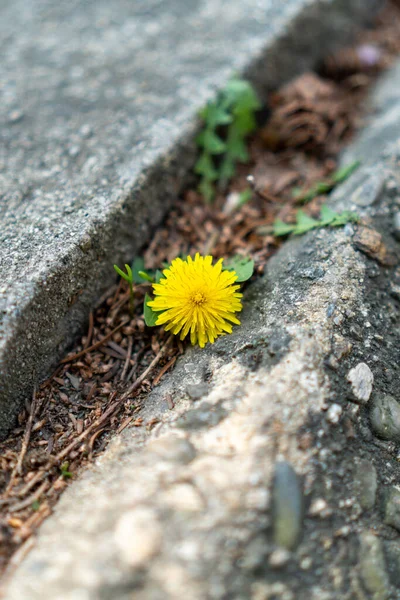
[0,0,381,436]
[7,131,400,600]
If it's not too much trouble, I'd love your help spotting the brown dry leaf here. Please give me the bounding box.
[260,72,355,154]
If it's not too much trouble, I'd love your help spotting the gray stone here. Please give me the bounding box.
[272,461,303,550]
[358,532,390,600]
[350,170,386,207]
[342,58,400,165]
[384,540,400,588]
[0,0,382,437]
[175,402,227,430]
[353,458,378,511]
[347,363,374,404]
[370,395,400,442]
[393,211,400,241]
[146,437,197,465]
[383,487,400,532]
[186,383,210,401]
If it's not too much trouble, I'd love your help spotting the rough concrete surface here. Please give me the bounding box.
[343,59,400,165]
[0,0,381,436]
[6,57,400,600]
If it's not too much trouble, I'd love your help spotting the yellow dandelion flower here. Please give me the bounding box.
[147,253,243,348]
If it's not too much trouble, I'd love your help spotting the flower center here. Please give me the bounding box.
[191,291,207,305]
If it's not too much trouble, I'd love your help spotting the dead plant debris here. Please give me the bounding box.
[2,0,400,579]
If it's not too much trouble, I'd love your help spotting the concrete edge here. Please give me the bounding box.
[0,0,382,437]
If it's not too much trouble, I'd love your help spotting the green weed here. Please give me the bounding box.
[195,78,261,202]
[273,205,359,237]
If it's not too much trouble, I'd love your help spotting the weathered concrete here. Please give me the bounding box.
[342,59,400,165]
[7,60,400,598]
[0,0,381,436]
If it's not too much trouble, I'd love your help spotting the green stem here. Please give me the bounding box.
[128,282,135,318]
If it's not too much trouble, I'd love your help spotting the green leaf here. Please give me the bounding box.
[199,103,232,128]
[218,156,235,185]
[294,182,332,204]
[224,79,261,113]
[113,264,131,282]
[124,264,132,280]
[60,462,73,479]
[224,255,254,282]
[196,130,226,154]
[196,79,261,199]
[226,127,249,161]
[144,294,160,327]
[155,270,164,283]
[273,219,295,237]
[331,210,359,226]
[194,152,218,180]
[331,160,360,184]
[131,257,145,283]
[198,178,215,203]
[238,188,252,206]
[315,181,332,195]
[294,210,319,234]
[273,206,358,238]
[31,500,40,511]
[137,270,154,283]
[319,205,337,224]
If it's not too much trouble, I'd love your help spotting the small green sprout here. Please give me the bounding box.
[273,205,359,237]
[31,500,40,511]
[113,257,159,318]
[293,161,360,204]
[138,270,154,283]
[113,263,135,317]
[60,462,73,479]
[196,78,261,202]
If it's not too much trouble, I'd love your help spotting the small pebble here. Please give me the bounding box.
[300,556,312,570]
[390,282,400,301]
[357,44,382,67]
[347,363,374,403]
[393,212,400,242]
[334,525,351,537]
[353,226,396,266]
[350,172,385,207]
[114,507,162,567]
[384,540,400,588]
[383,486,400,532]
[268,548,291,568]
[146,437,197,464]
[309,498,332,518]
[68,144,81,157]
[8,109,24,123]
[186,383,209,401]
[272,461,303,550]
[358,532,390,600]
[326,404,342,425]
[353,458,378,511]
[370,395,400,442]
